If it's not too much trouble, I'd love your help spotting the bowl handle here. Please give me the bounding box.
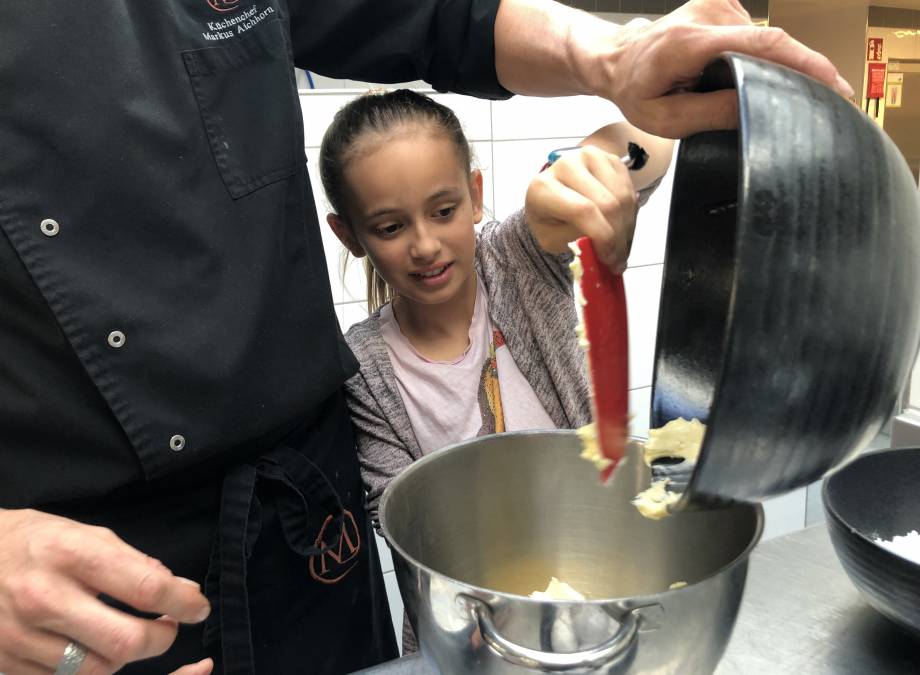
[457,594,657,672]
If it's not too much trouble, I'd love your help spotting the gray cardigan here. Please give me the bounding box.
[342,209,592,528]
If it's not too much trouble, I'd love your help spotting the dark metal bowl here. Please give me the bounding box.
[651,53,920,507]
[822,447,920,635]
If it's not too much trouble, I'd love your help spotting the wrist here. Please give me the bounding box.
[527,216,570,255]
[570,17,652,103]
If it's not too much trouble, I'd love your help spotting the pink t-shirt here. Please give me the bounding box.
[378,277,555,455]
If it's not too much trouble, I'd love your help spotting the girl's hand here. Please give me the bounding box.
[525,144,637,274]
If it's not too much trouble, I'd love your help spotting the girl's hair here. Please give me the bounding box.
[319,89,473,313]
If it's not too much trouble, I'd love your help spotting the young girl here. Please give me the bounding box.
[320,89,672,525]
[319,88,671,650]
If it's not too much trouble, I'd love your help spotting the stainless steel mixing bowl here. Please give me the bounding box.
[380,431,763,674]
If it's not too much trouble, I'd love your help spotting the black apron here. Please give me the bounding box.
[82,392,398,674]
[201,392,397,674]
[1,1,507,671]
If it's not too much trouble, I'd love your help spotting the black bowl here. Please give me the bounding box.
[650,53,920,506]
[823,447,920,634]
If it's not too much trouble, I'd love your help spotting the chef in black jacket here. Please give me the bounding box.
[0,0,850,673]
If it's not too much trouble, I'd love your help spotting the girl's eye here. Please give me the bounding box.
[375,222,403,237]
[434,205,456,219]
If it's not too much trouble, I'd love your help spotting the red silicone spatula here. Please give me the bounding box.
[550,142,645,482]
[574,236,629,483]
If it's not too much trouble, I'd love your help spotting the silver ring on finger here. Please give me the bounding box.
[54,641,88,675]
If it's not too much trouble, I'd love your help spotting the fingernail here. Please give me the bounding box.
[194,604,211,623]
[836,74,854,99]
[178,577,201,589]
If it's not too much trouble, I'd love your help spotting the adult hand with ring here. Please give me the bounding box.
[52,643,211,675]
[0,508,212,674]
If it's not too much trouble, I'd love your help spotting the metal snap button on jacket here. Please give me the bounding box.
[40,218,59,237]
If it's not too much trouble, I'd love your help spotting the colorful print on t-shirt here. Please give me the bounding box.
[477,329,506,435]
[379,276,555,456]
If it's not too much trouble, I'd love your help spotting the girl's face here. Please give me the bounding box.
[330,128,483,309]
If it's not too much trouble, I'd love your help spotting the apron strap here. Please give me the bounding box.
[203,445,347,674]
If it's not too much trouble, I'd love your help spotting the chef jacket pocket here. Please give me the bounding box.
[183,20,301,199]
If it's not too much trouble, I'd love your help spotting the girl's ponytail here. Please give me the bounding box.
[364,259,392,315]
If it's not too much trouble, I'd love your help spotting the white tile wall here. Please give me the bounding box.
[382,570,405,653]
[490,95,623,141]
[761,488,808,542]
[341,300,369,332]
[805,480,826,527]
[375,532,393,573]
[302,93,360,148]
[303,148,343,304]
[298,71,427,93]
[629,142,678,268]
[629,386,652,438]
[376,533,404,653]
[491,137,582,221]
[342,251,367,304]
[298,90,807,646]
[623,264,663,390]
[429,94,493,141]
[471,140,496,218]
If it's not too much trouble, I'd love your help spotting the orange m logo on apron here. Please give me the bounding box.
[309,509,362,584]
[207,0,241,11]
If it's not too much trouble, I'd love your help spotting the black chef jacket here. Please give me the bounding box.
[0,1,510,672]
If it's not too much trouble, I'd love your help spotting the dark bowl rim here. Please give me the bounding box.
[654,53,749,510]
[659,53,920,509]
[822,446,920,572]
[380,429,765,605]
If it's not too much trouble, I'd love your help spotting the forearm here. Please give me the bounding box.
[494,0,631,97]
[495,0,850,138]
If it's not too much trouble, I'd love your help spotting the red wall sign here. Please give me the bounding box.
[866,62,887,99]
[867,37,884,62]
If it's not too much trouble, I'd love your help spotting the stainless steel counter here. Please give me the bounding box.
[355,525,920,674]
